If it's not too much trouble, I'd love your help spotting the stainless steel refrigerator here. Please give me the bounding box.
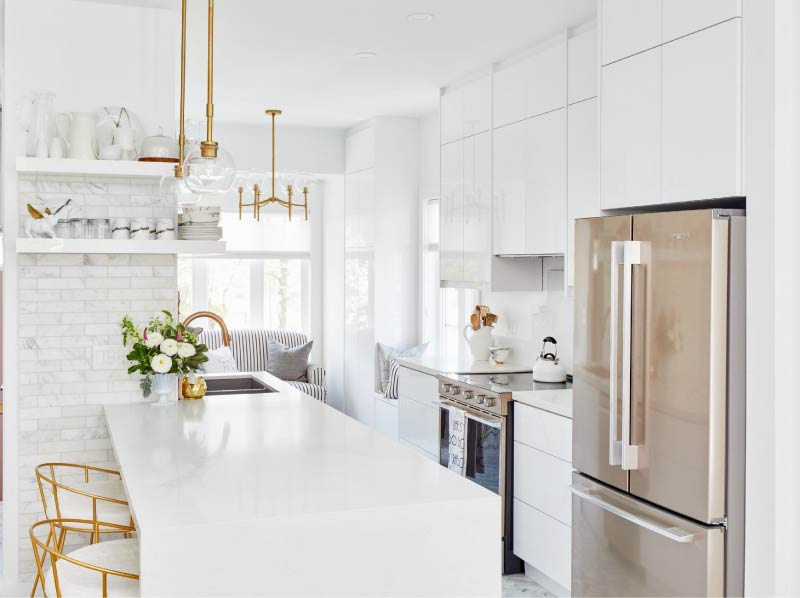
[572,209,745,597]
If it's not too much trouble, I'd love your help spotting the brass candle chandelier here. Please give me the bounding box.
[238,109,310,222]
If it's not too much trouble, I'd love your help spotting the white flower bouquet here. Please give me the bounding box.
[121,311,209,397]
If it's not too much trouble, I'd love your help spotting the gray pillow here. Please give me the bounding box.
[267,339,313,382]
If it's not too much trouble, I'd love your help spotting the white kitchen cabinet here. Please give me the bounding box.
[493,110,567,256]
[397,366,439,459]
[601,0,661,65]
[514,441,573,526]
[440,141,464,282]
[345,126,376,174]
[513,499,571,590]
[513,402,573,591]
[493,40,566,129]
[526,110,567,256]
[344,169,376,249]
[662,0,741,44]
[567,98,601,287]
[375,395,399,441]
[492,121,527,256]
[661,19,742,203]
[568,27,598,105]
[462,132,491,284]
[441,74,491,144]
[600,46,662,209]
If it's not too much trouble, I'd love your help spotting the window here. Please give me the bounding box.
[178,212,313,333]
[441,287,479,359]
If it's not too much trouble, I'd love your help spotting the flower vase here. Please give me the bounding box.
[151,373,177,407]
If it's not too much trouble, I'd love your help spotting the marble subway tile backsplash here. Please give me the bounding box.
[17,174,174,234]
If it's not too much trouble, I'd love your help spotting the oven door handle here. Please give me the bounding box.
[439,399,502,429]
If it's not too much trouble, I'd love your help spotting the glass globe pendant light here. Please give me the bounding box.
[173,0,235,196]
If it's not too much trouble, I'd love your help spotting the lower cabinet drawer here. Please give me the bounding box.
[398,395,439,457]
[397,366,439,407]
[514,403,572,462]
[513,498,571,591]
[513,441,572,525]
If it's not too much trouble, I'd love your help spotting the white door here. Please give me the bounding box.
[461,75,492,138]
[462,131,491,284]
[601,0,662,65]
[567,98,600,287]
[661,19,742,203]
[493,121,527,255]
[600,46,662,209]
[662,0,741,44]
[526,109,567,256]
[440,141,464,282]
[440,87,463,145]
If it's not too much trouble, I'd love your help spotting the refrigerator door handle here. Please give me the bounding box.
[570,486,696,543]
[621,240,641,470]
[609,241,625,466]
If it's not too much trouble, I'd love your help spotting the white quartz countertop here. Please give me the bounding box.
[396,354,531,377]
[513,388,573,419]
[104,372,495,532]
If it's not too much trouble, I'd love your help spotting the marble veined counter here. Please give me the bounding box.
[105,372,500,596]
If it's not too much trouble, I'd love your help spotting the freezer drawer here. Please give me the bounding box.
[571,474,724,597]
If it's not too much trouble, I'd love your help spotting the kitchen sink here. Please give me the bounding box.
[204,376,277,396]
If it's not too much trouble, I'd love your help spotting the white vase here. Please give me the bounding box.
[462,325,495,361]
[150,373,177,407]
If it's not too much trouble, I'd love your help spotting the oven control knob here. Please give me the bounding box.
[451,386,461,395]
[463,390,474,401]
[442,384,452,393]
[476,394,486,405]
[484,397,496,408]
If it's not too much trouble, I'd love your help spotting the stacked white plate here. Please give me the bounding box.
[180,206,222,240]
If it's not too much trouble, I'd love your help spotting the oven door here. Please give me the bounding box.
[439,400,503,495]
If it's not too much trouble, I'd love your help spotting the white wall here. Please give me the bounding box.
[215,122,346,175]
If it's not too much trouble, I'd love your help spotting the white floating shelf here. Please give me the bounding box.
[17,238,226,255]
[16,157,175,179]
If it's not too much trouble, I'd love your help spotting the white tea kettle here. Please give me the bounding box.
[532,336,567,383]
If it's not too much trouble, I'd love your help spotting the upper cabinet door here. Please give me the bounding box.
[461,75,492,138]
[462,132,491,284]
[442,74,491,143]
[568,27,598,105]
[567,98,601,287]
[345,127,376,173]
[662,0,741,44]
[601,0,662,65]
[600,47,662,209]
[440,141,464,282]
[526,110,567,256]
[494,41,566,128]
[493,122,528,256]
[661,19,742,203]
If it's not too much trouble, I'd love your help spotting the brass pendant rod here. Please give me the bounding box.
[271,111,276,199]
[175,0,188,178]
[206,0,214,143]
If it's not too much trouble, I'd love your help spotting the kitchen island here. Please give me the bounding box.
[104,372,500,597]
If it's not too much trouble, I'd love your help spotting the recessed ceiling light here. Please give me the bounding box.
[355,50,377,58]
[407,12,434,22]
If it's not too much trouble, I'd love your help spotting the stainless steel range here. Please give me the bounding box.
[436,372,571,574]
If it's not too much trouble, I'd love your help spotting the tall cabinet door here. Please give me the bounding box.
[662,0,741,43]
[493,121,527,255]
[463,132,491,284]
[600,46,662,209]
[601,0,662,65]
[661,19,742,204]
[629,210,727,524]
[572,215,632,492]
[526,109,567,255]
[440,141,464,282]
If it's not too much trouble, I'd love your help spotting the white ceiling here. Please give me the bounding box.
[178,0,595,128]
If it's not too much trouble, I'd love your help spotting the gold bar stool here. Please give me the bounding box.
[35,464,134,546]
[30,519,138,597]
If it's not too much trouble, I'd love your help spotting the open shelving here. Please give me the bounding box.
[16,157,174,179]
[16,238,226,255]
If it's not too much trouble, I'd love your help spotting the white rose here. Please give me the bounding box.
[151,353,173,374]
[160,339,179,356]
[145,331,164,348]
[177,342,196,358]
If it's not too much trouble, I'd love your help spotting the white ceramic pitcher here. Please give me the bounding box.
[463,325,495,361]
[56,112,98,160]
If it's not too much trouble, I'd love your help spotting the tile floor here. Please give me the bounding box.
[502,574,555,597]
